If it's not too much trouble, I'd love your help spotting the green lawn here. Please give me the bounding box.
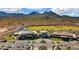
[50,38,62,42]
[4,35,15,41]
[26,26,79,30]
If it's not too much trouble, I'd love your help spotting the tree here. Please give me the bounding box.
[66,46,71,50]
[52,46,56,50]
[40,40,46,43]
[39,45,47,50]
[54,46,61,50]
[31,45,34,50]
[27,40,31,44]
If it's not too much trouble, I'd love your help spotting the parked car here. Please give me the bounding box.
[40,33,49,38]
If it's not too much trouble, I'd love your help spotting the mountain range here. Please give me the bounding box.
[0,11,71,17]
[0,8,79,17]
[0,10,79,19]
[0,10,79,27]
[0,11,24,16]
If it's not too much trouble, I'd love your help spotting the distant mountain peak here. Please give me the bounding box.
[28,11,40,15]
[0,11,24,16]
[42,11,60,17]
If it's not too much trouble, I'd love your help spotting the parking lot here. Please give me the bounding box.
[0,39,79,50]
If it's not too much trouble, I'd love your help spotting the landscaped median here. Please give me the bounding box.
[26,26,79,30]
[4,35,15,42]
[50,38,62,42]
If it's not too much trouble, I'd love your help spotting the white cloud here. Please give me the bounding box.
[0,8,21,13]
[0,8,79,17]
[0,0,79,8]
[52,8,79,17]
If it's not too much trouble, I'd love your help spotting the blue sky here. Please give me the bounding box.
[20,8,52,14]
[0,8,52,14]
[0,8,79,17]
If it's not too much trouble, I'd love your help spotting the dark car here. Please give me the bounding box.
[40,33,49,38]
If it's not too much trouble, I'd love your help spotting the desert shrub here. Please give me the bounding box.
[66,46,71,50]
[54,46,61,50]
[39,45,47,50]
[40,40,46,43]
